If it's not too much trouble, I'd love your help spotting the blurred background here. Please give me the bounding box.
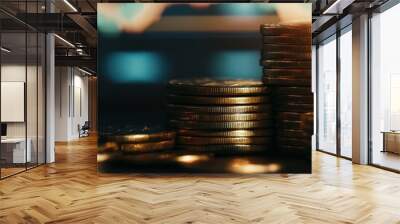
[97,3,311,133]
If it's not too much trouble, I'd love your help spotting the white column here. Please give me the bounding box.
[352,14,369,164]
[46,33,55,163]
[55,67,73,141]
[45,0,56,163]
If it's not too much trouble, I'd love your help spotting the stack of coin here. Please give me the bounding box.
[98,127,176,154]
[260,23,311,86]
[260,23,313,156]
[167,79,274,154]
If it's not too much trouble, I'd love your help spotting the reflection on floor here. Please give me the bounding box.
[373,150,400,171]
[0,136,400,223]
[0,163,42,179]
[0,167,25,178]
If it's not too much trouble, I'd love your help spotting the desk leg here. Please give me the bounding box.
[382,133,386,153]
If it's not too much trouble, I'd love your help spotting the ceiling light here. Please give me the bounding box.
[322,0,354,15]
[63,0,78,12]
[78,67,93,76]
[54,34,75,48]
[1,47,11,53]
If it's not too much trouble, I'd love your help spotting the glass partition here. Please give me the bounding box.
[0,1,46,179]
[339,27,352,158]
[371,3,400,171]
[1,30,28,177]
[27,30,38,169]
[317,35,337,154]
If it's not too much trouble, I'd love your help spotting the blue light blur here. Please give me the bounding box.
[120,4,143,19]
[97,13,119,35]
[209,51,262,79]
[106,52,167,83]
[218,3,276,15]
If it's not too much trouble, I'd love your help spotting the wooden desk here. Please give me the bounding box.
[1,138,31,163]
[382,131,400,154]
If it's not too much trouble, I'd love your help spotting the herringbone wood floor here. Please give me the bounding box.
[1,136,400,224]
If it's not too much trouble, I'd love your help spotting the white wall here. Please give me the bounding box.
[55,67,89,141]
[1,63,46,164]
[55,67,70,141]
[72,73,89,138]
[1,65,37,138]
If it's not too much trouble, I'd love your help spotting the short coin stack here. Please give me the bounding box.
[260,23,313,157]
[167,79,274,154]
[99,127,176,154]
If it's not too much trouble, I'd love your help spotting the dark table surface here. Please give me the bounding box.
[98,150,311,174]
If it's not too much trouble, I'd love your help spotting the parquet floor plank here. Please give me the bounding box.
[0,136,399,223]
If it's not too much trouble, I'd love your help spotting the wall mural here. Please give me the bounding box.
[97,3,313,173]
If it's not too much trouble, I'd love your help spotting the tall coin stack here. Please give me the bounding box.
[260,23,313,157]
[167,79,274,154]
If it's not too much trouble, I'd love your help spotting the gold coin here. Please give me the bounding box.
[176,144,271,153]
[262,36,311,45]
[176,136,272,145]
[263,68,311,77]
[169,120,273,130]
[272,87,312,96]
[301,112,314,122]
[277,129,308,138]
[272,95,314,104]
[278,145,310,155]
[167,104,272,113]
[120,140,175,153]
[98,142,119,153]
[177,129,274,137]
[276,112,313,120]
[168,79,269,96]
[168,95,270,105]
[277,137,311,146]
[169,112,272,122]
[274,103,313,112]
[276,120,303,129]
[300,113,314,133]
[102,131,176,143]
[260,23,311,36]
[261,60,311,69]
[263,44,310,53]
[263,77,311,86]
[262,51,311,60]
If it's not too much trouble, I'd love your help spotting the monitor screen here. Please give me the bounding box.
[1,123,7,137]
